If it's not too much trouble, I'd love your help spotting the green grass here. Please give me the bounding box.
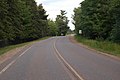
[75,35,120,57]
[0,37,50,55]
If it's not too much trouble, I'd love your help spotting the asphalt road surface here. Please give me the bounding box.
[0,36,120,80]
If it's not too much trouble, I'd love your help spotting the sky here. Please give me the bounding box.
[35,0,84,30]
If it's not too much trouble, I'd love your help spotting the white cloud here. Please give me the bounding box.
[35,0,84,30]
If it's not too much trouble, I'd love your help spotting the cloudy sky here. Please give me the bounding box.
[35,0,84,30]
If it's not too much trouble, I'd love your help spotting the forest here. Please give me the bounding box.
[0,0,69,47]
[73,0,120,43]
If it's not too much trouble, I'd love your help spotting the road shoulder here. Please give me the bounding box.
[69,36,120,61]
[0,45,28,64]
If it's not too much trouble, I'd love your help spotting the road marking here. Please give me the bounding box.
[0,60,15,75]
[0,46,32,75]
[18,47,32,58]
[0,38,53,75]
[53,38,84,80]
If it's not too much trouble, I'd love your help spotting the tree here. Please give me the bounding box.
[37,4,48,37]
[24,0,40,40]
[73,7,82,35]
[17,0,33,41]
[73,0,113,40]
[7,0,21,40]
[0,0,50,47]
[48,19,58,36]
[56,10,69,36]
[0,0,15,46]
[110,0,120,43]
[0,0,10,40]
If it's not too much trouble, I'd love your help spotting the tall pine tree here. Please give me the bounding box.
[37,4,48,37]
[0,0,15,46]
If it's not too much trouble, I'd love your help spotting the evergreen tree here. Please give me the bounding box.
[110,0,120,43]
[17,0,33,41]
[48,19,58,36]
[37,4,48,37]
[0,0,15,45]
[7,0,24,43]
[25,0,40,40]
[56,10,69,36]
[0,0,49,47]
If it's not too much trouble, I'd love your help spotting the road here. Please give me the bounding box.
[0,36,120,80]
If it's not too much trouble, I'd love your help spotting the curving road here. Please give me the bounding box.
[0,36,120,80]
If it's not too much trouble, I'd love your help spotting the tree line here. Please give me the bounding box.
[0,0,69,47]
[0,0,49,47]
[48,10,69,36]
[73,0,120,43]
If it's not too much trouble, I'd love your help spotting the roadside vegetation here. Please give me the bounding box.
[73,0,120,57]
[48,10,69,36]
[0,37,49,55]
[75,35,120,57]
[0,0,69,55]
[0,0,49,47]
[73,0,120,43]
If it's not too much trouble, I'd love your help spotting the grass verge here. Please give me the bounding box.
[75,35,120,57]
[0,37,50,55]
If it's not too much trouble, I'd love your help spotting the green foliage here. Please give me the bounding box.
[56,10,69,36]
[73,7,82,35]
[67,29,74,34]
[0,0,49,47]
[37,4,49,37]
[110,0,120,43]
[73,0,120,43]
[0,37,50,55]
[17,0,32,41]
[75,35,120,57]
[0,0,15,41]
[48,19,58,36]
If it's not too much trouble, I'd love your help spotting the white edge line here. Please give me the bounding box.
[18,47,32,58]
[0,46,32,75]
[54,39,84,80]
[0,37,52,75]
